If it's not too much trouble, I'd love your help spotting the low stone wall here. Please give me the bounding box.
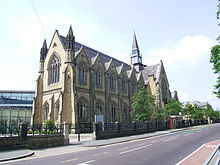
[0,135,65,151]
[93,124,167,140]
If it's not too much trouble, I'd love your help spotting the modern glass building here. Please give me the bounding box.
[0,90,34,128]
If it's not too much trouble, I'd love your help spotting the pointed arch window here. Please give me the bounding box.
[109,74,115,91]
[121,78,127,94]
[111,101,117,122]
[42,103,49,121]
[123,103,129,121]
[131,81,136,95]
[96,100,104,115]
[161,78,168,104]
[78,62,88,84]
[77,98,88,119]
[48,54,60,85]
[95,70,102,88]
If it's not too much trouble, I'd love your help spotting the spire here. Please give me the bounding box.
[65,25,75,63]
[130,32,143,72]
[66,25,75,51]
[40,39,47,62]
[66,25,74,39]
[132,31,139,51]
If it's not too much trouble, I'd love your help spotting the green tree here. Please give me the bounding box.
[131,87,156,122]
[44,119,55,131]
[204,103,220,120]
[190,105,204,120]
[210,1,220,97]
[210,45,220,98]
[163,98,183,118]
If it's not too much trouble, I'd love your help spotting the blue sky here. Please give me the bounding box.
[0,0,219,109]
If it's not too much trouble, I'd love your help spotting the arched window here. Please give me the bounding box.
[54,100,59,121]
[42,103,49,121]
[123,103,129,121]
[161,78,168,104]
[121,78,127,94]
[109,74,115,90]
[96,100,104,115]
[77,98,88,119]
[78,62,88,84]
[131,81,136,95]
[48,54,60,85]
[111,101,117,122]
[95,69,102,88]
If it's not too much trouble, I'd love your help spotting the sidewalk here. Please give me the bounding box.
[0,125,208,162]
[0,149,34,162]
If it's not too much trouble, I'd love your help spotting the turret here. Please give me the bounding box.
[40,39,47,62]
[65,25,75,63]
[39,39,48,73]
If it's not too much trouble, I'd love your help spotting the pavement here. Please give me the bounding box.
[0,125,212,162]
[177,139,220,165]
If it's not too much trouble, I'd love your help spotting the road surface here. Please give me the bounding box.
[3,124,220,165]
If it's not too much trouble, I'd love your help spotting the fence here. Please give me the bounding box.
[93,119,209,140]
[0,123,64,137]
[67,123,93,134]
[0,123,66,151]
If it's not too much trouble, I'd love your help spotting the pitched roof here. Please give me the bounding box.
[59,35,132,73]
[142,63,161,83]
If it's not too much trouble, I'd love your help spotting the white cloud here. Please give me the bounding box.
[178,92,190,102]
[205,94,220,110]
[0,12,106,90]
[144,35,214,69]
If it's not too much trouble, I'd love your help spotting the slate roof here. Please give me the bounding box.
[132,32,139,50]
[59,34,162,84]
[142,63,161,83]
[59,35,132,73]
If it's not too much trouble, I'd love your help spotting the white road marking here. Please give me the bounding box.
[119,144,152,155]
[176,144,204,165]
[184,133,193,136]
[77,160,95,165]
[62,158,78,163]
[137,143,146,146]
[93,151,109,156]
[162,137,178,142]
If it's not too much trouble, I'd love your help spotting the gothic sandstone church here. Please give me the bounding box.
[31,26,172,125]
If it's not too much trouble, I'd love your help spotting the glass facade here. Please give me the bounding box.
[0,90,34,128]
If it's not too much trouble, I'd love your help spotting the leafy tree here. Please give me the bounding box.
[153,108,166,121]
[204,103,220,120]
[190,105,204,120]
[131,87,156,122]
[44,119,55,131]
[210,45,220,98]
[163,98,183,118]
[210,1,220,97]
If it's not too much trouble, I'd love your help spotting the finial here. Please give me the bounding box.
[40,39,47,62]
[66,25,74,39]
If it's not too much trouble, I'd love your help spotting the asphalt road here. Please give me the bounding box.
[3,124,220,165]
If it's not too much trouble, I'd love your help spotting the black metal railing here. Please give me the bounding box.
[0,124,64,137]
[95,119,209,133]
[68,123,93,134]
